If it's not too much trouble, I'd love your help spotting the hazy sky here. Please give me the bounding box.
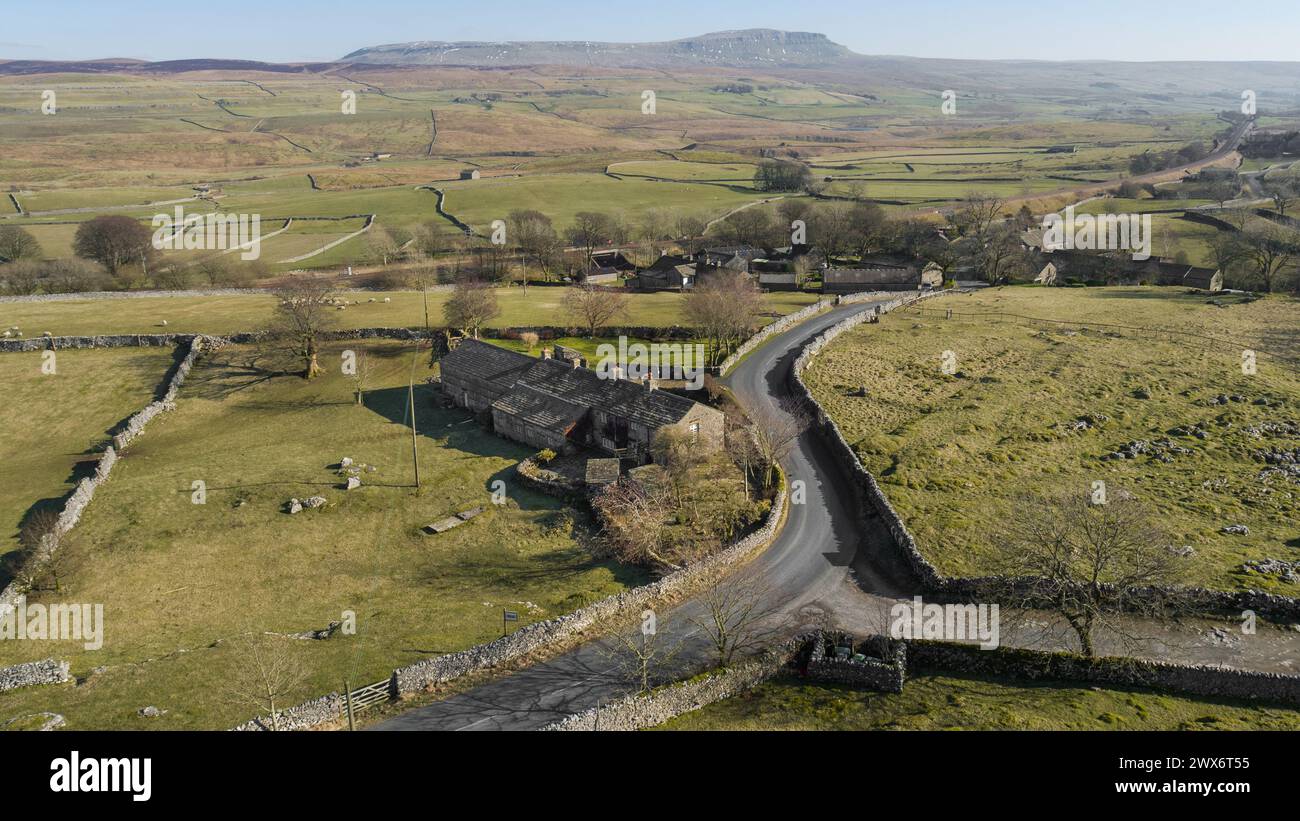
[3,0,1298,63]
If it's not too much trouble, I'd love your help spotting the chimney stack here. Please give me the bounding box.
[572,357,581,369]
[542,347,552,360]
[643,374,656,392]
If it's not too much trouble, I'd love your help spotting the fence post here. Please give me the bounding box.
[343,680,355,731]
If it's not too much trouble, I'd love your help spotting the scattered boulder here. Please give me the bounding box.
[138,706,167,718]
[303,496,327,509]
[345,476,361,490]
[286,498,304,514]
[340,457,353,468]
[1221,524,1250,536]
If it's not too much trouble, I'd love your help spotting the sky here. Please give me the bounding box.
[2,0,1298,63]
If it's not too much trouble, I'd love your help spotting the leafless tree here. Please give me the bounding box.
[748,398,810,485]
[72,215,155,277]
[1266,178,1299,217]
[564,280,628,337]
[993,489,1185,658]
[442,277,500,337]
[564,211,616,272]
[592,476,680,570]
[0,225,42,263]
[691,575,778,668]
[267,277,336,379]
[683,269,764,365]
[225,633,308,731]
[600,610,683,696]
[953,191,1005,240]
[347,349,377,406]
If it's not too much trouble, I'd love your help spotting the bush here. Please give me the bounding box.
[520,331,540,351]
[536,448,557,464]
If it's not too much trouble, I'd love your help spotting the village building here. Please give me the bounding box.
[823,263,942,294]
[633,254,696,291]
[1033,262,1058,285]
[757,271,800,291]
[459,169,481,180]
[439,339,724,462]
[590,249,637,272]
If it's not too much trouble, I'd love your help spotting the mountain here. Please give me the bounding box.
[338,28,854,68]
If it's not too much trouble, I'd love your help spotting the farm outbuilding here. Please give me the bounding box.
[823,264,940,294]
[459,169,481,180]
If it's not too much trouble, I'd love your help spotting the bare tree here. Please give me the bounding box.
[347,349,377,406]
[748,398,810,485]
[366,224,407,267]
[601,611,683,696]
[268,277,336,379]
[564,280,628,337]
[953,191,1005,240]
[73,215,154,277]
[691,575,777,668]
[592,476,681,570]
[225,633,308,730]
[993,490,1184,658]
[683,269,764,365]
[0,225,42,263]
[442,277,500,337]
[564,211,615,272]
[1231,223,1300,293]
[1266,178,1299,217]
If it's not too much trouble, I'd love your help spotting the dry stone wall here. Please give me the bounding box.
[906,640,1300,706]
[541,648,793,731]
[789,291,1300,623]
[0,336,214,619]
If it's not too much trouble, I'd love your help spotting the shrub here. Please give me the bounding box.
[536,448,557,464]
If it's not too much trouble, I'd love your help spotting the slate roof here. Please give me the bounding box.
[440,339,536,394]
[515,358,699,429]
[825,267,918,285]
[450,340,709,438]
[490,383,588,435]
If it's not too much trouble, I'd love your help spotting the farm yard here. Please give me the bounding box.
[0,338,647,729]
[803,286,1300,593]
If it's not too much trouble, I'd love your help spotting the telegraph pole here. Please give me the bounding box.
[408,348,421,490]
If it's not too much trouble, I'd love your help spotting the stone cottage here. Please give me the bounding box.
[439,339,724,462]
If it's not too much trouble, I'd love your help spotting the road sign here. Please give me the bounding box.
[503,609,518,637]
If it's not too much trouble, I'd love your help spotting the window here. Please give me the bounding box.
[688,422,700,442]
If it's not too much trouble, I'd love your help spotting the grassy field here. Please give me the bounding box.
[0,339,646,729]
[656,673,1300,730]
[0,347,178,572]
[0,288,820,337]
[803,286,1300,593]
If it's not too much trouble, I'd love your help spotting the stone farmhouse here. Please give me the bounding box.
[439,339,724,462]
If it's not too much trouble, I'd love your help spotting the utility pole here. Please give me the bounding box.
[408,347,421,490]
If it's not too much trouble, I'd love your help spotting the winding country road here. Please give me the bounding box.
[374,295,1299,731]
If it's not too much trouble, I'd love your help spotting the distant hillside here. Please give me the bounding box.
[339,28,854,68]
